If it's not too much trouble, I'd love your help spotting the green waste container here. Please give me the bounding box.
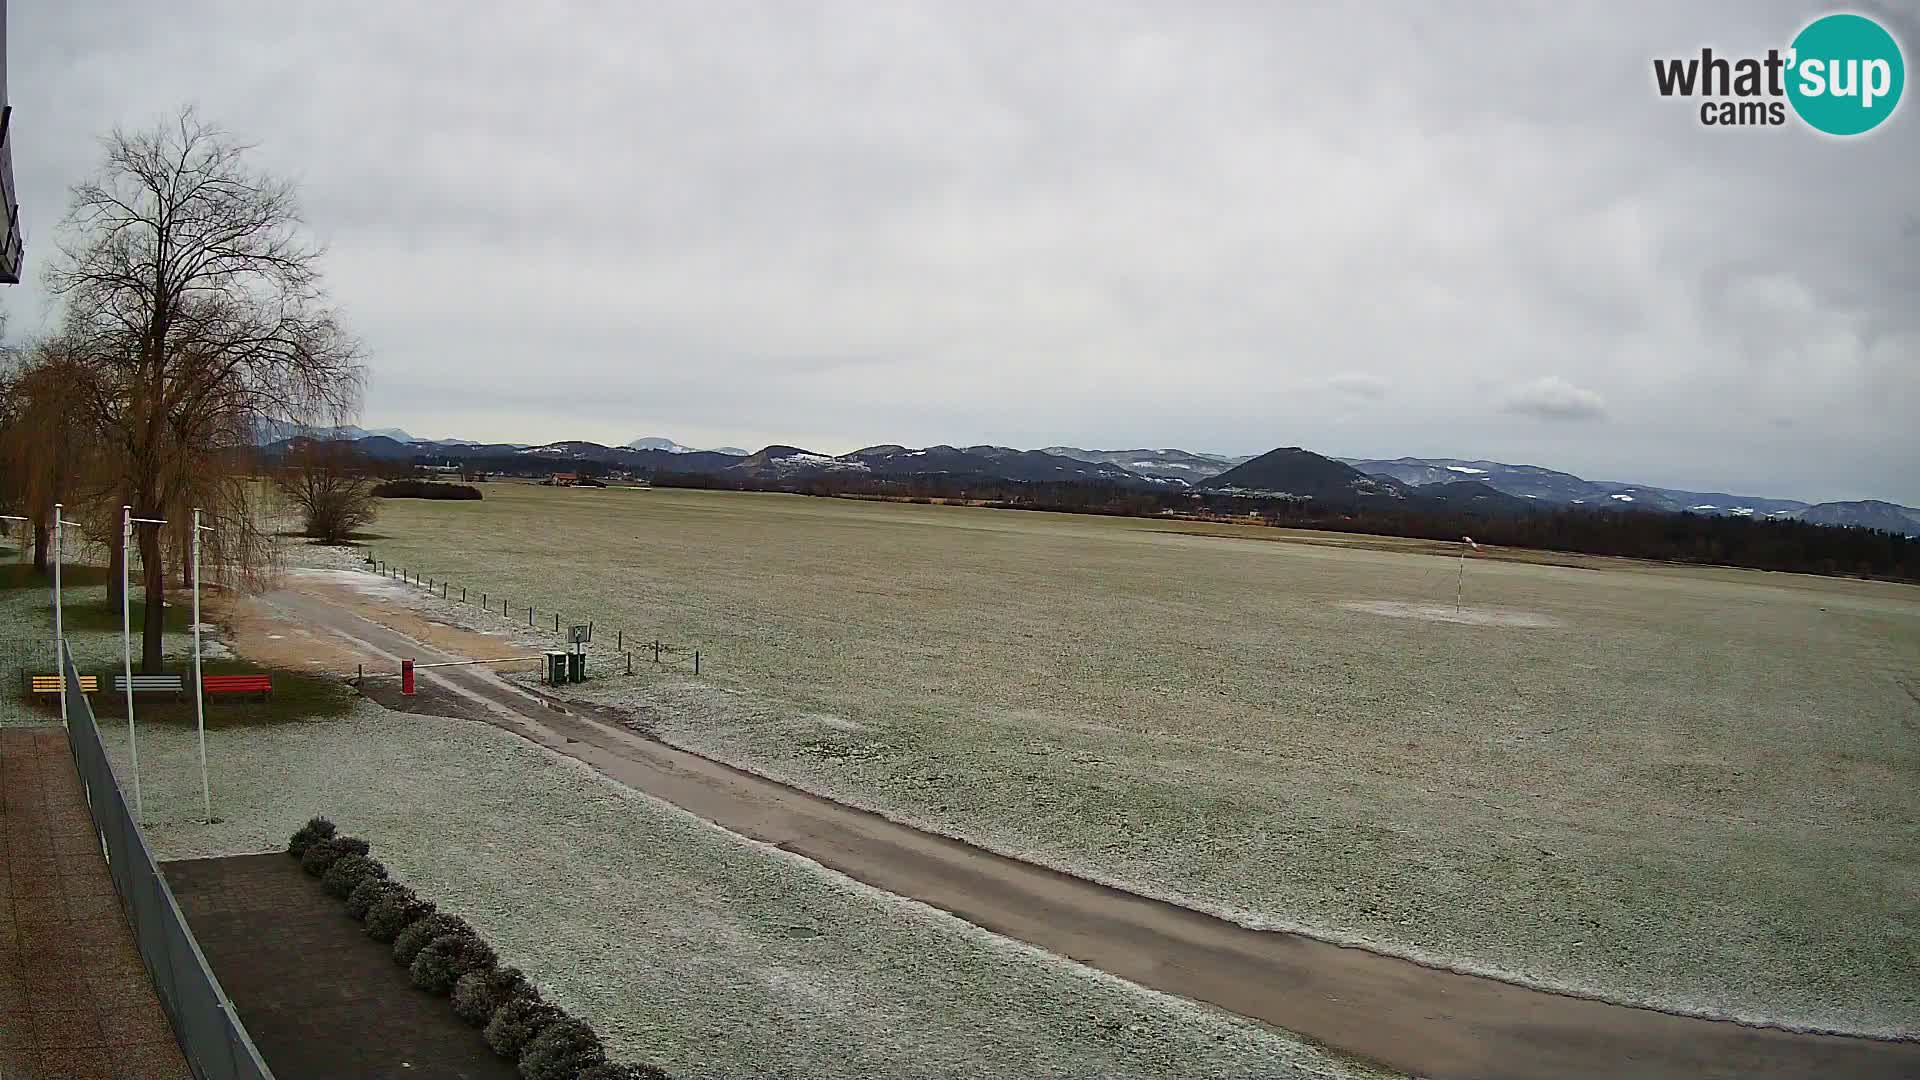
[544,651,567,685]
[567,651,586,684]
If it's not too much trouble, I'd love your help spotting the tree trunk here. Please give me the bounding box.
[138,521,166,674]
[32,521,49,575]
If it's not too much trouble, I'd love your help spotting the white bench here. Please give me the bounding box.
[112,673,186,699]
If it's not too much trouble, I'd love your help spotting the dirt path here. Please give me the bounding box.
[242,582,1920,1080]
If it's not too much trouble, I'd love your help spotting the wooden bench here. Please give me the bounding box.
[26,674,98,696]
[112,673,186,699]
[203,674,272,701]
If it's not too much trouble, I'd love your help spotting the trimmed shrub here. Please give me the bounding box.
[287,816,335,857]
[484,993,563,1061]
[577,1065,671,1080]
[518,1016,606,1080]
[453,966,530,1027]
[394,912,475,967]
[322,854,387,900]
[365,887,434,943]
[410,932,498,995]
[300,834,370,877]
[345,877,403,922]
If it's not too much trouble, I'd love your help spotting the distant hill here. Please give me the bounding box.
[849,445,1150,484]
[1342,457,1609,504]
[264,433,419,461]
[1418,480,1540,513]
[254,424,1919,536]
[1336,455,1914,535]
[719,443,1150,486]
[1200,447,1404,501]
[257,421,416,445]
[1794,500,1920,535]
[628,436,746,456]
[1042,446,1249,483]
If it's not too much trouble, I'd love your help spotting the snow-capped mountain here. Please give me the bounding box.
[628,437,749,456]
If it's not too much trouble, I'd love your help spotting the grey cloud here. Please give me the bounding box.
[2,1,1916,504]
[1324,373,1390,400]
[1501,378,1608,422]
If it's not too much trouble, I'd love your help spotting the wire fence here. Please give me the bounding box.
[359,552,706,676]
[62,641,275,1080]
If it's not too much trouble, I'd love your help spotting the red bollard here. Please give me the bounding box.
[401,659,415,696]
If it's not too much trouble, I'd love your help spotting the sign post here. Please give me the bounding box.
[568,625,591,684]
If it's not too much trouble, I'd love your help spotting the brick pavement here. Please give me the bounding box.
[0,725,190,1080]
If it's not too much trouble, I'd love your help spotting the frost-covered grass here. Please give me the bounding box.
[104,702,1390,1080]
[350,484,1920,1036]
[0,563,354,730]
[0,564,198,726]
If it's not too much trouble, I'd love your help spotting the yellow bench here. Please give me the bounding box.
[27,675,98,696]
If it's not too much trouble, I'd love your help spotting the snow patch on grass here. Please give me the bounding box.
[107,702,1391,1080]
[1338,600,1563,628]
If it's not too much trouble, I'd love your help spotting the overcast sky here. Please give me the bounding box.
[6,1,1916,503]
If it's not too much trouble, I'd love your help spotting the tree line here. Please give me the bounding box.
[655,469,1919,582]
[0,108,366,671]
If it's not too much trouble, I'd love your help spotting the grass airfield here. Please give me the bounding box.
[337,485,1920,1034]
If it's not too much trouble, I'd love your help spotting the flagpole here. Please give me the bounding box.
[192,508,211,823]
[53,504,65,729]
[122,505,141,820]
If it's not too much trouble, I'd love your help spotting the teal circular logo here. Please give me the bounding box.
[1787,14,1904,135]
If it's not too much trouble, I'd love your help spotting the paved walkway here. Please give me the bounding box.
[166,854,516,1080]
[1,726,190,1080]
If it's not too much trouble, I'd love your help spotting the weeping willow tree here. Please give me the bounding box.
[0,338,111,574]
[47,107,363,671]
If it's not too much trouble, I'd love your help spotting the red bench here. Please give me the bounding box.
[203,674,273,701]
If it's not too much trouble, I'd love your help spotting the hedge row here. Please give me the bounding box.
[289,817,668,1080]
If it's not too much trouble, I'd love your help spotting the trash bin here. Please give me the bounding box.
[544,651,567,685]
[567,650,586,683]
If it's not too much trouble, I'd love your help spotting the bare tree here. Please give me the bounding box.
[48,107,364,671]
[275,440,379,545]
[0,340,109,574]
